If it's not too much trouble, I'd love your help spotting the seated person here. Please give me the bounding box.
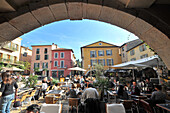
[147,85,166,106]
[66,84,77,98]
[117,85,129,100]
[26,104,40,113]
[131,81,140,96]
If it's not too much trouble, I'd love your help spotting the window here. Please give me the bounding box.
[23,52,27,57]
[34,63,40,68]
[58,70,64,77]
[14,56,17,63]
[36,48,40,54]
[130,58,136,61]
[98,59,105,66]
[60,52,64,58]
[130,50,135,56]
[44,48,48,54]
[122,47,124,51]
[0,53,2,59]
[52,71,57,78]
[90,51,96,58]
[44,55,48,60]
[46,62,48,68]
[122,53,125,57]
[42,62,48,68]
[54,61,58,67]
[60,60,64,68]
[8,43,11,48]
[36,55,40,60]
[90,59,97,66]
[15,44,18,51]
[98,50,104,56]
[140,54,148,59]
[107,59,114,66]
[54,53,58,58]
[139,44,147,52]
[106,50,112,56]
[99,43,102,45]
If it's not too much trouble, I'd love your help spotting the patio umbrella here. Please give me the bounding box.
[2,67,24,71]
[68,67,86,71]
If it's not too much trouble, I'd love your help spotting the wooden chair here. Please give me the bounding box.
[46,86,51,92]
[139,99,154,113]
[26,89,37,104]
[67,98,80,113]
[12,92,29,111]
[51,85,55,90]
[122,100,134,113]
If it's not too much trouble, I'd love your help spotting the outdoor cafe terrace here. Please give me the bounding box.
[0,72,170,113]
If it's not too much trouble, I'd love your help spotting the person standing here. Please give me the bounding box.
[41,77,48,98]
[0,72,18,113]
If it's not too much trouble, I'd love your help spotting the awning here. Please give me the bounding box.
[68,67,86,71]
[112,55,160,68]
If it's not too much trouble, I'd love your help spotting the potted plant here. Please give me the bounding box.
[22,75,38,88]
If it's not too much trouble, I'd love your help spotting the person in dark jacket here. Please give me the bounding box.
[0,72,18,113]
[117,85,129,100]
[66,83,77,98]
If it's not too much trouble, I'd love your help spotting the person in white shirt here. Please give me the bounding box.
[82,84,99,101]
[41,77,48,98]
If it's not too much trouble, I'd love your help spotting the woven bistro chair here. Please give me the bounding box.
[67,98,80,113]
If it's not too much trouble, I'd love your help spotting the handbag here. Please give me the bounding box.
[13,101,21,107]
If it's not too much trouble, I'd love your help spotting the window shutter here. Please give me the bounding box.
[112,59,114,65]
[95,51,97,57]
[38,63,40,68]
[106,50,108,56]
[90,51,92,57]
[98,51,100,56]
[139,46,142,52]
[98,59,100,64]
[90,60,92,66]
[103,59,105,66]
[34,63,36,69]
[103,50,104,56]
[111,50,112,55]
[46,62,48,68]
[107,59,109,66]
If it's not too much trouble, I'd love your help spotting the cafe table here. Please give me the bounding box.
[107,90,117,103]
[156,103,170,113]
[17,88,33,95]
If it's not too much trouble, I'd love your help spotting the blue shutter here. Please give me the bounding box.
[107,59,109,66]
[112,59,114,65]
[111,50,112,55]
[103,59,105,66]
[106,50,108,56]
[90,60,92,66]
[95,51,97,57]
[98,51,100,56]
[90,51,92,57]
[46,62,48,68]
[98,59,100,64]
[103,50,104,56]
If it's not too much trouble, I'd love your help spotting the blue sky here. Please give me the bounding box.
[21,19,138,60]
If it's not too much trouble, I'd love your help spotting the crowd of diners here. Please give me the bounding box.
[0,72,168,113]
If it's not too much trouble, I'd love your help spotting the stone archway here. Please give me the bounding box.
[0,0,170,69]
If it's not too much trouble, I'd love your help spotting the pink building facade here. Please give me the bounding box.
[31,44,58,77]
[51,49,76,78]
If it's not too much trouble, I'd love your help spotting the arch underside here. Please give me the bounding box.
[0,0,169,69]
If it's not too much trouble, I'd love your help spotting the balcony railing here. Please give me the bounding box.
[0,58,22,65]
[2,44,18,51]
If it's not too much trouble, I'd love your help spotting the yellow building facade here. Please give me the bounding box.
[127,43,155,61]
[81,41,121,71]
